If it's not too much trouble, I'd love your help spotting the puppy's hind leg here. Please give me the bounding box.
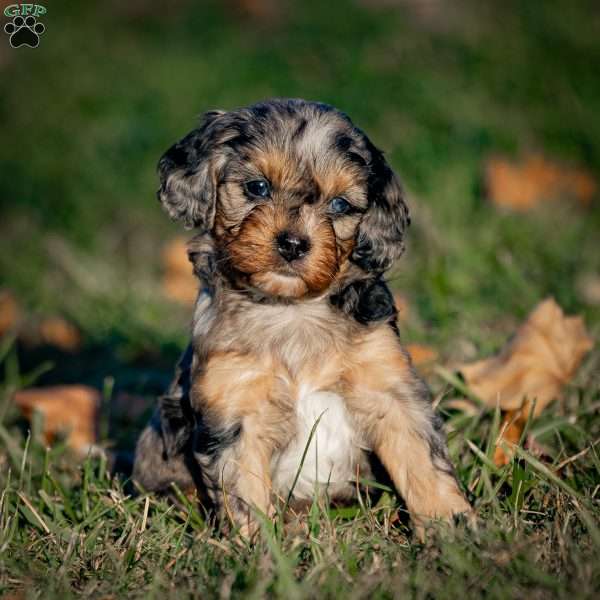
[344,327,472,536]
[133,344,201,496]
[132,410,198,495]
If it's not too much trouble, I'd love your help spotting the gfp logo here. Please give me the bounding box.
[3,4,47,48]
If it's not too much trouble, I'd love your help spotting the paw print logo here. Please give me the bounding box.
[4,15,45,48]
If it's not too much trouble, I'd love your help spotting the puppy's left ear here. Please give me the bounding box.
[351,144,410,272]
[157,110,226,231]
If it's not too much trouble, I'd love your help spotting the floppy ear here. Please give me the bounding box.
[157,110,226,231]
[351,144,410,273]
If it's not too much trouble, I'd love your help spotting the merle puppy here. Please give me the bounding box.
[133,99,471,537]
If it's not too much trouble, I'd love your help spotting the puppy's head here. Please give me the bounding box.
[158,99,409,299]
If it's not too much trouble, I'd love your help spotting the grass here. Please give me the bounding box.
[0,0,599,597]
[1,352,599,598]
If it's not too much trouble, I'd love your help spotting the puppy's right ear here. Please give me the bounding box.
[157,110,226,231]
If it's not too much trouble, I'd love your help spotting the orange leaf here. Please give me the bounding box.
[406,343,438,368]
[485,154,596,211]
[162,237,191,277]
[161,237,198,305]
[393,293,410,322]
[459,298,593,415]
[458,298,593,464]
[493,409,528,467]
[38,317,82,352]
[0,289,21,337]
[13,385,100,453]
[162,273,199,306]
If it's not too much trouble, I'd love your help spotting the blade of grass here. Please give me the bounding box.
[513,446,600,546]
[282,411,326,516]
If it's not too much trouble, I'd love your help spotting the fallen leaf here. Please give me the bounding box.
[393,293,410,321]
[458,298,593,465]
[38,317,82,352]
[460,298,593,413]
[407,343,438,368]
[485,154,596,211]
[0,592,26,600]
[14,385,100,453]
[162,237,191,277]
[493,409,528,466]
[161,237,198,305]
[162,273,198,306]
[0,289,21,337]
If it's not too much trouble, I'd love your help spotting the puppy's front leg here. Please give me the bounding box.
[193,353,278,536]
[345,326,472,535]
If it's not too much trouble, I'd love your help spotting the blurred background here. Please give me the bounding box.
[1,0,599,449]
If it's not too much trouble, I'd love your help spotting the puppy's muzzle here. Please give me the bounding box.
[276,231,311,263]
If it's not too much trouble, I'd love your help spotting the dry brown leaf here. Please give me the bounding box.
[161,237,198,305]
[0,592,26,600]
[485,154,596,211]
[407,343,438,370]
[0,289,21,337]
[38,317,82,352]
[493,409,528,466]
[393,293,410,321]
[493,408,553,467]
[162,237,191,277]
[14,385,100,453]
[458,298,593,465]
[162,273,198,306]
[460,298,593,414]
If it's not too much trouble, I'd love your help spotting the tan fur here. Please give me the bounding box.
[225,202,339,298]
[343,327,471,530]
[189,289,471,533]
[193,351,280,530]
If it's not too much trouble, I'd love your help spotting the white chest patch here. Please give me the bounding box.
[271,386,359,500]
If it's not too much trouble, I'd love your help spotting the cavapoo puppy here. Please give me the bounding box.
[133,98,471,536]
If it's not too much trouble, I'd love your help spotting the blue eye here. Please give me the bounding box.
[245,179,270,198]
[329,196,351,214]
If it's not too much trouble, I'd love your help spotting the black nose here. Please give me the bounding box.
[276,231,310,262]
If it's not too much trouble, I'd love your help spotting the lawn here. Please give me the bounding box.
[0,1,599,598]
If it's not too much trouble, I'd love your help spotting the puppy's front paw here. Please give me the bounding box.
[225,496,276,544]
[413,502,477,542]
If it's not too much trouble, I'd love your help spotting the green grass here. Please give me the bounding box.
[1,348,598,599]
[1,0,599,597]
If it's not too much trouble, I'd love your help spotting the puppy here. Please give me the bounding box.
[133,99,471,536]
[133,235,397,497]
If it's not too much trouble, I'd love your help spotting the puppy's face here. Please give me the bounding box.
[158,99,409,299]
[213,114,371,298]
